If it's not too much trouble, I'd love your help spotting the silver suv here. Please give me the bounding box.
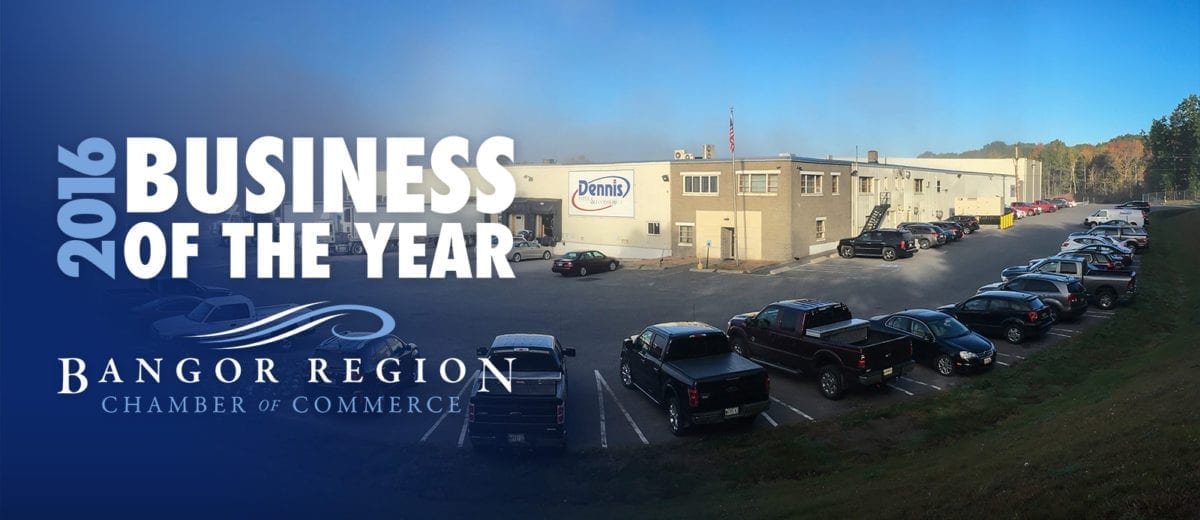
[977,272,1089,322]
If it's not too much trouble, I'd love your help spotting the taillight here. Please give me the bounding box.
[1027,311,1039,322]
[899,240,907,249]
[687,386,699,408]
[764,373,770,395]
[468,403,476,422]
[556,404,565,425]
[564,262,573,268]
[1128,279,1135,290]
[1062,242,1069,248]
[857,354,866,369]
[1068,294,1080,303]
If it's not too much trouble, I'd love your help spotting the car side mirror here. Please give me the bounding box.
[563,347,577,357]
[622,338,635,350]
[747,317,759,328]
[476,346,489,357]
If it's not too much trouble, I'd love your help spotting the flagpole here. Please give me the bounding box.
[729,106,739,267]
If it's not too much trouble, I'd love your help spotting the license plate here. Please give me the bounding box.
[984,357,993,365]
[883,367,894,377]
[724,407,739,417]
[507,433,525,444]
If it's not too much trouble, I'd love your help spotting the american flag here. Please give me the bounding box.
[728,109,735,154]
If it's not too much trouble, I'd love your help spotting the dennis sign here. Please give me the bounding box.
[568,170,634,217]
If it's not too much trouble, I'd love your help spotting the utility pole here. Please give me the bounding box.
[729,106,740,267]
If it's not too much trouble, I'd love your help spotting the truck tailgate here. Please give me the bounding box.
[669,354,764,382]
[860,334,912,370]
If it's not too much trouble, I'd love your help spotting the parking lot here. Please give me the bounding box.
[155,204,1132,452]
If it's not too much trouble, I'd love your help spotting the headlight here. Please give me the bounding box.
[959,351,978,360]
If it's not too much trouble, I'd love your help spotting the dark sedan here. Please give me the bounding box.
[869,309,995,376]
[937,291,1054,344]
[949,215,980,233]
[312,332,422,393]
[551,250,620,276]
[931,221,966,241]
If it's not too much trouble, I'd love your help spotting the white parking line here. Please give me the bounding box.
[886,383,915,396]
[899,376,943,391]
[769,396,814,421]
[1052,328,1082,333]
[594,370,649,445]
[1087,314,1113,319]
[456,412,470,448]
[594,371,608,449]
[1046,332,1074,338]
[420,370,479,443]
[995,360,1012,367]
[996,352,1026,360]
[762,412,779,427]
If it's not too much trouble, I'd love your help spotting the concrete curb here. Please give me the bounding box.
[767,252,839,275]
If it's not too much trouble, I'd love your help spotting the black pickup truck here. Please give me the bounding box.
[727,299,914,400]
[468,334,576,450]
[619,322,769,436]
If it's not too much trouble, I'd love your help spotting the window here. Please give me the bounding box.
[936,180,942,193]
[860,177,874,193]
[647,222,660,235]
[779,309,799,332]
[756,307,779,328]
[678,224,694,245]
[738,172,779,193]
[914,179,924,193]
[682,174,719,195]
[962,298,989,311]
[649,334,667,358]
[800,174,822,194]
[1060,263,1078,275]
[815,218,826,241]
[831,175,840,195]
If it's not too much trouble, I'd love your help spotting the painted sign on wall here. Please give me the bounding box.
[568,170,634,217]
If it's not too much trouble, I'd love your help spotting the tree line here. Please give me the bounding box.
[920,94,1200,202]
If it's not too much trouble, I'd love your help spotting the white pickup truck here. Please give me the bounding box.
[151,295,304,344]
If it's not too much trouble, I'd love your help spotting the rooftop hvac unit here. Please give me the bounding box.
[684,152,695,159]
[701,144,715,159]
[674,149,689,160]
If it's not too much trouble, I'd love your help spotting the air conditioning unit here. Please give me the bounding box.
[674,149,688,160]
[701,144,715,159]
[684,152,695,160]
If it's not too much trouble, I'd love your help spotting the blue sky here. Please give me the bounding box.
[6,0,1198,162]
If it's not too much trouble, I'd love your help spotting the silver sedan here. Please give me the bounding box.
[506,240,553,262]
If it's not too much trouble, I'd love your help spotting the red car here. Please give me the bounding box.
[1034,200,1058,213]
[1011,202,1038,216]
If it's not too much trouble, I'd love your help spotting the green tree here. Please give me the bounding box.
[1145,94,1200,193]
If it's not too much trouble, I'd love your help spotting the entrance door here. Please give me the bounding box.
[721,227,735,259]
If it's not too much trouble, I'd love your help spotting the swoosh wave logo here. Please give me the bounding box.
[187,302,395,350]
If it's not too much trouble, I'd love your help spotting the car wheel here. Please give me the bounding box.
[731,336,748,357]
[1005,324,1025,344]
[1045,306,1059,323]
[935,354,955,376]
[351,242,365,255]
[619,360,633,388]
[1097,289,1117,310]
[542,251,551,260]
[609,261,618,271]
[817,365,846,400]
[668,397,689,436]
[882,247,897,261]
[840,245,855,258]
[513,253,522,262]
[918,238,930,249]
[579,266,588,277]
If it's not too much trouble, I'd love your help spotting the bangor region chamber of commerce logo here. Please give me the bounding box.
[568,170,634,217]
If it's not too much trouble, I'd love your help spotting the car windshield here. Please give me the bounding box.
[488,349,561,372]
[926,316,970,339]
[186,302,214,321]
[665,334,730,361]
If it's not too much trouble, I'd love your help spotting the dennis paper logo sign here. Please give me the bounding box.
[568,170,634,217]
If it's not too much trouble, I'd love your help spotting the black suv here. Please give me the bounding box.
[977,273,1089,322]
[837,229,919,261]
[949,215,980,233]
[931,221,966,241]
[897,223,946,249]
[1115,200,1150,211]
[937,291,1054,344]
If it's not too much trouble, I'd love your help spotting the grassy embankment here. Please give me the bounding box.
[359,209,1199,518]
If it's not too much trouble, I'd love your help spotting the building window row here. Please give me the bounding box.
[799,174,822,195]
[738,172,779,194]
[683,174,719,195]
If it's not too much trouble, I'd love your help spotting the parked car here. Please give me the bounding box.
[1061,235,1133,255]
[619,322,769,435]
[1050,250,1128,271]
[551,250,620,276]
[896,224,947,249]
[1050,198,1071,209]
[1013,202,1040,216]
[469,334,574,450]
[1084,208,1144,227]
[1115,200,1150,211]
[930,221,966,241]
[1088,225,1149,250]
[937,291,1054,344]
[313,332,421,392]
[726,299,914,400]
[977,272,1089,322]
[836,229,919,261]
[868,309,995,376]
[1009,206,1027,219]
[949,215,980,233]
[1034,200,1058,213]
[150,295,310,345]
[128,295,204,326]
[107,277,231,307]
[999,256,1136,310]
[507,240,553,262]
[513,229,535,242]
[1073,243,1134,267]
